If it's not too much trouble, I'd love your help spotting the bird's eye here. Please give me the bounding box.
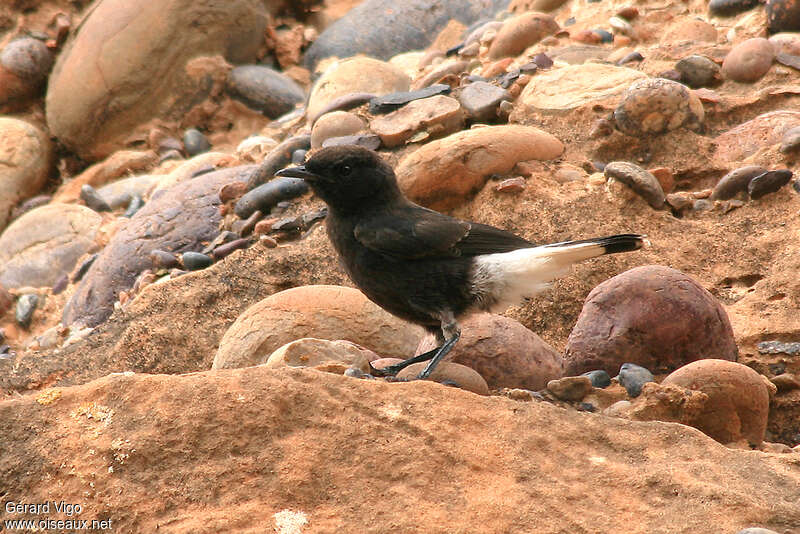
[341,165,352,176]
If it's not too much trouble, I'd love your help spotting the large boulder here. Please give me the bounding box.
[45,0,283,160]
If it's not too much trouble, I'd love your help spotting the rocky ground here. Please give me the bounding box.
[1,0,800,532]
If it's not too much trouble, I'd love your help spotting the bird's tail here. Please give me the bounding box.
[472,234,646,312]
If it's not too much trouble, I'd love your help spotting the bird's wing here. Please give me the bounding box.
[354,205,533,260]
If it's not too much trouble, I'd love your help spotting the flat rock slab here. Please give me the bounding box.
[63,166,254,327]
[370,94,464,147]
[715,110,800,162]
[1,367,798,533]
[0,204,102,289]
[514,63,648,113]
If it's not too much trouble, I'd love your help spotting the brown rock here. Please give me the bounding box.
[264,338,378,373]
[663,18,718,43]
[565,265,738,375]
[710,166,767,200]
[397,361,490,395]
[46,0,276,160]
[610,382,710,426]
[604,161,666,209]
[53,151,158,204]
[722,38,775,83]
[370,95,464,147]
[648,167,674,193]
[307,57,410,121]
[412,59,470,90]
[489,12,559,60]
[415,314,564,390]
[395,125,564,209]
[663,359,771,445]
[546,375,592,401]
[4,368,799,533]
[0,37,53,108]
[715,110,800,162]
[0,118,52,232]
[0,204,102,289]
[213,285,424,369]
[771,373,800,392]
[769,32,800,55]
[614,78,704,136]
[311,111,366,149]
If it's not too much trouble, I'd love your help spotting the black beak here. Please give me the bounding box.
[275,165,319,182]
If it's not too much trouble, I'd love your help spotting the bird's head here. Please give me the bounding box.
[275,145,401,213]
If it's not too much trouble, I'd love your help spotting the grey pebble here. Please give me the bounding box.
[692,198,713,212]
[15,293,39,328]
[123,194,144,218]
[158,149,183,164]
[271,216,304,233]
[183,128,211,156]
[582,369,611,388]
[344,367,366,378]
[577,402,597,412]
[780,126,800,153]
[226,65,305,119]
[150,249,180,269]
[80,184,111,212]
[302,208,328,227]
[532,52,553,69]
[291,149,307,164]
[757,340,800,355]
[776,52,800,71]
[593,29,613,43]
[246,135,311,189]
[675,54,720,88]
[0,37,53,83]
[235,177,309,219]
[748,169,793,199]
[617,362,654,398]
[604,161,666,208]
[321,133,382,150]
[458,81,511,122]
[617,51,644,65]
[368,84,451,114]
[181,252,214,271]
[72,253,98,283]
[711,166,767,200]
[52,274,68,295]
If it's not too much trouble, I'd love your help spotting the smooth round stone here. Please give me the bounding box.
[675,55,721,88]
[183,129,211,156]
[0,118,53,232]
[292,149,307,164]
[0,204,102,289]
[779,125,800,152]
[722,38,775,83]
[488,12,560,60]
[234,177,309,219]
[80,184,111,212]
[0,37,53,82]
[709,0,759,16]
[15,293,38,328]
[604,161,666,209]
[96,174,161,208]
[617,363,654,397]
[226,65,304,119]
[212,238,250,260]
[614,78,704,136]
[307,57,410,121]
[769,33,800,55]
[264,338,377,373]
[458,81,511,122]
[565,265,739,376]
[663,360,770,445]
[311,111,366,149]
[748,169,793,199]
[582,369,611,388]
[150,249,180,269]
[710,166,767,200]
[181,251,213,271]
[397,362,489,396]
[768,0,800,33]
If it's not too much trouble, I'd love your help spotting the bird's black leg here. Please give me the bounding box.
[368,346,440,377]
[417,314,460,380]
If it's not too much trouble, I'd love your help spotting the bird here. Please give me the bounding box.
[275,145,645,380]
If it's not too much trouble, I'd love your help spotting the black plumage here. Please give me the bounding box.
[276,146,644,379]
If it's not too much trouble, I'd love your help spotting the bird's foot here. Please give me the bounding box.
[367,346,441,377]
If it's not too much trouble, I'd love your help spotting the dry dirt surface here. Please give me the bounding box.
[2,367,799,534]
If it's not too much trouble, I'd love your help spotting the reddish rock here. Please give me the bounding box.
[311,111,366,149]
[395,125,563,209]
[663,18,718,43]
[0,37,53,108]
[663,360,770,445]
[415,314,564,390]
[488,12,559,59]
[52,150,158,204]
[264,338,379,373]
[715,110,800,162]
[397,361,490,395]
[614,78,704,136]
[213,285,424,370]
[722,38,775,83]
[370,95,464,147]
[547,375,592,401]
[565,265,738,376]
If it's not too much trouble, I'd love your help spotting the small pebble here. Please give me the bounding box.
[616,6,639,19]
[609,16,633,35]
[150,249,180,269]
[614,78,704,137]
[675,55,721,88]
[0,37,53,84]
[344,367,365,378]
[577,402,597,412]
[235,177,309,219]
[533,53,554,69]
[604,161,666,209]
[212,238,250,260]
[711,166,767,200]
[368,84,451,114]
[748,169,793,199]
[181,252,214,271]
[52,274,68,295]
[291,149,307,164]
[321,134,382,150]
[458,81,511,122]
[79,184,111,212]
[72,253,98,283]
[495,177,526,193]
[219,182,248,203]
[582,369,611,388]
[779,126,800,153]
[123,195,144,218]
[767,0,800,33]
[617,362,654,397]
[272,216,304,233]
[546,376,593,401]
[259,235,278,248]
[507,388,534,401]
[617,51,644,65]
[593,29,613,43]
[183,128,211,156]
[15,293,39,328]
[202,231,239,255]
[301,208,327,227]
[692,199,713,212]
[771,373,800,392]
